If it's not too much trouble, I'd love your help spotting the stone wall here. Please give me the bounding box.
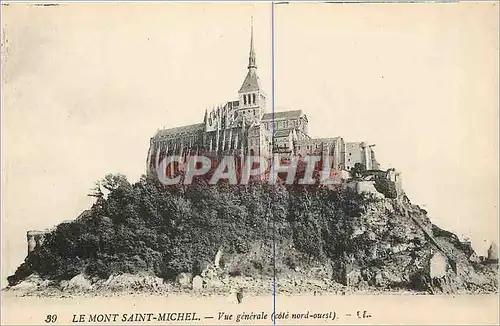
[386,168,404,197]
[27,230,49,254]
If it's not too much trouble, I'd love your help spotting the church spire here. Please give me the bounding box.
[239,16,262,94]
[248,17,257,69]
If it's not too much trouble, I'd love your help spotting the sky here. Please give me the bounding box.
[1,2,498,287]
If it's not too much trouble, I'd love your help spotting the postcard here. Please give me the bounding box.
[1,2,498,325]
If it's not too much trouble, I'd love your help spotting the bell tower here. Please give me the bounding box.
[237,18,267,125]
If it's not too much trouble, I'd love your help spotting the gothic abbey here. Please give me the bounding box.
[146,24,379,174]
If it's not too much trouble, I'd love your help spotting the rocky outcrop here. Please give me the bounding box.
[7,179,497,296]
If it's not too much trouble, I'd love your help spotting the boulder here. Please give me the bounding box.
[176,272,193,289]
[63,274,92,291]
[192,275,203,291]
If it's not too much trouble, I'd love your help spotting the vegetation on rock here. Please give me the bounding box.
[7,173,497,294]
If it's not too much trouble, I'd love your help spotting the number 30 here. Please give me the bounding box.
[45,314,57,323]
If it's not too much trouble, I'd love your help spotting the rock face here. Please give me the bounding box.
[429,251,447,279]
[355,181,385,200]
[178,194,495,295]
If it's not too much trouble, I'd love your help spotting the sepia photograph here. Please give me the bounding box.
[1,2,498,325]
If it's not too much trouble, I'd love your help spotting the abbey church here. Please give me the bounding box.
[147,24,379,174]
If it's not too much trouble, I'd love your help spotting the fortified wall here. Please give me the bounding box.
[347,168,404,199]
[26,210,91,255]
[27,230,50,254]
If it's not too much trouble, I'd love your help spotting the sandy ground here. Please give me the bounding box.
[1,291,498,325]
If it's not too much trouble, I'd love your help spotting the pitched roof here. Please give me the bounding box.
[261,109,304,121]
[155,123,204,137]
[274,128,295,138]
[239,69,261,93]
[295,137,342,145]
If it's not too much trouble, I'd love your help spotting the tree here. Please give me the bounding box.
[101,173,131,192]
[350,163,366,179]
[88,181,104,199]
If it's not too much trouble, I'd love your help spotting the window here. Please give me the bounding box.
[243,95,247,105]
[252,93,256,104]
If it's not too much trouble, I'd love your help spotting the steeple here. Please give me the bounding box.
[239,17,261,94]
[237,17,267,121]
[248,17,257,69]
